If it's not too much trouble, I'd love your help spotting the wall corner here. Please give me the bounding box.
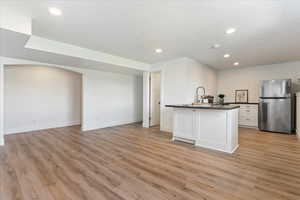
[143,72,150,128]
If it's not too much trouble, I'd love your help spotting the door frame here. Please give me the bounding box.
[149,71,161,127]
[143,70,163,129]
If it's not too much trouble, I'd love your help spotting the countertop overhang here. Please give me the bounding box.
[165,104,240,110]
[224,102,259,105]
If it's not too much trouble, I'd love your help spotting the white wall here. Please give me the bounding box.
[82,71,143,131]
[152,57,217,132]
[142,72,150,128]
[0,57,143,145]
[4,66,82,134]
[0,62,4,145]
[217,61,300,103]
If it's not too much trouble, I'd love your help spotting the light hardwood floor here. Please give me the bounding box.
[1,124,300,200]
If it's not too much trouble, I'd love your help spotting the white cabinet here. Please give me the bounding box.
[231,104,258,128]
[172,108,239,153]
[197,110,227,148]
[173,109,197,142]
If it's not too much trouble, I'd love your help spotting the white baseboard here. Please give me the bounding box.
[229,145,240,154]
[239,125,258,129]
[81,119,141,131]
[4,121,81,135]
[195,143,239,154]
[173,136,195,144]
[142,121,149,128]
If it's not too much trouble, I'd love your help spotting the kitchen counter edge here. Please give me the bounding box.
[165,104,240,110]
[224,102,259,105]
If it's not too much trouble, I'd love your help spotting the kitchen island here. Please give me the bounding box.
[166,104,240,153]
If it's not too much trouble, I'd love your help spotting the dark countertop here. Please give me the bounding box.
[224,102,259,105]
[165,104,240,110]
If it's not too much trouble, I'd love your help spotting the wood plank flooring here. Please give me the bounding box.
[1,124,300,200]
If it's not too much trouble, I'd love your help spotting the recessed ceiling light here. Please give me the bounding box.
[226,28,236,34]
[155,48,163,53]
[49,7,62,16]
[224,54,230,58]
[211,44,220,49]
[234,62,239,66]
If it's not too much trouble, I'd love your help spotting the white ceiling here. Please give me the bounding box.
[2,0,300,69]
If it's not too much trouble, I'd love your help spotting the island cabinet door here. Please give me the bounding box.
[195,110,228,150]
[173,109,197,140]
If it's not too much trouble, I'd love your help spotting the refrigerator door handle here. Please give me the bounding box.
[286,84,291,95]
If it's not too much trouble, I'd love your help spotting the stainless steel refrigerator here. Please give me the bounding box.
[258,79,295,134]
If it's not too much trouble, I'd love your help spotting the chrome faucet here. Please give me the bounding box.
[196,86,206,104]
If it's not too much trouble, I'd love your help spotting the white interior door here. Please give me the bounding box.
[150,72,161,126]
